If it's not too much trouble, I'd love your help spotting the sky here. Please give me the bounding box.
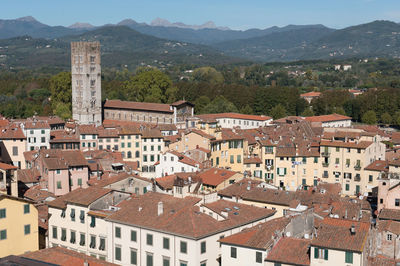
[1,0,399,30]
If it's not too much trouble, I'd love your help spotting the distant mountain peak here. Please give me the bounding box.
[68,22,95,29]
[16,16,38,23]
[150,17,230,30]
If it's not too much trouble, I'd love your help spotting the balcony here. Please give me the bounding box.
[322,162,329,167]
[321,151,330,157]
[354,164,361,171]
[265,165,274,171]
[354,175,361,182]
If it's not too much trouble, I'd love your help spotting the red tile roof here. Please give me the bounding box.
[219,217,290,249]
[48,187,112,209]
[379,208,400,221]
[320,140,372,149]
[106,193,275,239]
[0,162,17,170]
[364,160,388,172]
[311,218,370,252]
[305,113,351,123]
[156,172,199,190]
[24,121,50,129]
[198,168,239,187]
[300,91,321,97]
[23,185,55,202]
[104,99,173,113]
[22,247,117,266]
[265,237,311,266]
[17,168,40,183]
[0,125,25,139]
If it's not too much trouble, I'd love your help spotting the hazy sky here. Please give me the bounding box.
[1,0,399,30]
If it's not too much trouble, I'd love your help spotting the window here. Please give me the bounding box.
[90,235,96,248]
[130,249,138,265]
[314,157,318,163]
[0,208,5,219]
[41,137,45,143]
[80,233,85,246]
[230,155,234,164]
[131,230,137,242]
[79,210,85,223]
[237,155,241,163]
[163,257,170,266]
[200,261,207,266]
[24,204,30,214]
[52,226,57,239]
[201,241,206,254]
[41,129,45,134]
[115,226,121,238]
[70,230,76,243]
[136,142,139,148]
[57,181,62,189]
[180,241,187,254]
[314,247,328,260]
[163,237,170,249]
[388,233,393,241]
[61,228,66,241]
[396,199,400,207]
[231,247,237,258]
[78,178,82,186]
[99,237,106,251]
[146,253,153,266]
[345,251,353,264]
[369,175,373,182]
[180,262,187,266]
[23,224,30,235]
[90,216,96,227]
[144,146,147,151]
[335,158,339,164]
[146,234,153,246]
[346,184,350,191]
[115,246,121,261]
[0,229,6,240]
[12,146,18,156]
[143,155,148,162]
[70,209,75,221]
[256,251,263,263]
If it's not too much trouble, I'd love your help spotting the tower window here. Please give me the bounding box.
[90,56,95,63]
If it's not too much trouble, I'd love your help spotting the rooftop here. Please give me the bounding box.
[104,99,173,113]
[305,113,351,123]
[198,168,239,187]
[265,237,311,266]
[48,186,112,209]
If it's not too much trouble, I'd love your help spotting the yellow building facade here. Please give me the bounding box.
[0,195,38,258]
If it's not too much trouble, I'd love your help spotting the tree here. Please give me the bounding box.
[192,67,224,84]
[381,112,392,125]
[49,72,71,111]
[194,96,211,114]
[201,96,238,114]
[362,110,377,125]
[270,104,287,119]
[301,108,314,117]
[240,105,253,115]
[123,68,176,103]
[54,102,71,120]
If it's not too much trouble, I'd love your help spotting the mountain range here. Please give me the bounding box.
[0,16,399,68]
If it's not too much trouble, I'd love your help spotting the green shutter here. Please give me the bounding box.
[284,168,287,175]
[314,247,319,259]
[324,249,328,260]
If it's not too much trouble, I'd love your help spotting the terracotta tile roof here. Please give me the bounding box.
[198,168,239,187]
[311,218,370,252]
[22,246,117,266]
[98,127,120,138]
[376,219,400,235]
[48,187,112,209]
[364,160,388,172]
[219,217,290,249]
[265,237,311,266]
[320,140,372,149]
[23,185,55,202]
[300,91,321,97]
[24,121,50,129]
[43,157,69,170]
[0,162,17,170]
[50,130,79,143]
[141,127,163,138]
[90,172,150,188]
[196,113,272,122]
[33,116,64,126]
[17,168,40,183]
[189,129,216,140]
[156,172,198,190]
[107,193,275,239]
[217,179,263,198]
[77,124,99,135]
[24,150,38,162]
[241,187,295,206]
[171,100,193,107]
[379,208,400,221]
[104,99,173,113]
[0,118,9,127]
[0,125,25,139]
[243,156,262,164]
[305,113,351,123]
[36,204,49,230]
[40,150,88,168]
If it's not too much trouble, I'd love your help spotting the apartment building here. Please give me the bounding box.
[141,128,164,178]
[319,129,385,196]
[0,194,38,257]
[310,218,370,266]
[258,139,276,181]
[210,129,246,172]
[0,124,26,168]
[199,168,243,192]
[305,113,352,127]
[196,113,272,129]
[172,129,215,153]
[118,125,141,162]
[377,178,400,212]
[24,121,51,151]
[78,125,98,151]
[104,192,276,266]
[155,150,202,177]
[47,187,131,261]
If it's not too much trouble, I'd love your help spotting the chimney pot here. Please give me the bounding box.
[158,201,163,216]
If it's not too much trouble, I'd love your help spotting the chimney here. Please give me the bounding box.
[345,209,348,219]
[350,225,356,235]
[158,201,163,216]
